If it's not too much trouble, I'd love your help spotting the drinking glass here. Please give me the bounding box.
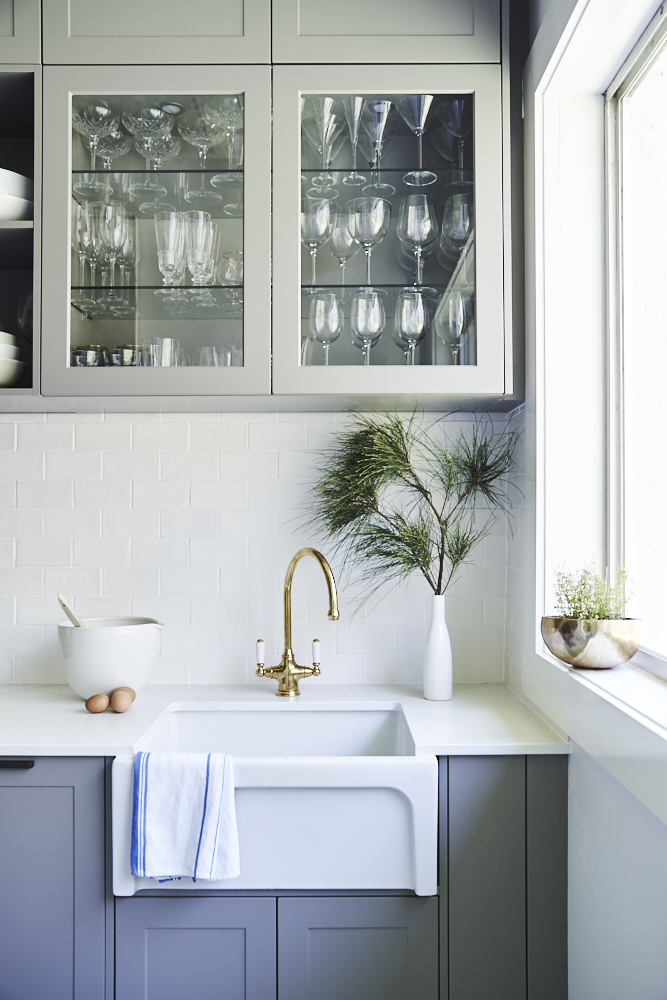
[439,192,473,262]
[97,201,128,308]
[114,227,136,317]
[341,96,367,186]
[122,103,173,196]
[345,197,391,285]
[194,346,221,366]
[177,111,226,206]
[154,211,185,295]
[97,130,132,170]
[76,200,104,308]
[349,290,386,365]
[308,291,343,365]
[434,287,474,364]
[301,198,335,285]
[204,95,244,182]
[394,289,429,365]
[329,210,359,285]
[219,250,243,314]
[436,98,473,170]
[72,202,98,314]
[396,195,438,284]
[184,210,215,285]
[361,101,395,196]
[72,100,120,172]
[302,114,345,190]
[221,134,243,217]
[396,95,437,187]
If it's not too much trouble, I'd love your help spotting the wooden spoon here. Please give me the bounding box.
[57,593,85,628]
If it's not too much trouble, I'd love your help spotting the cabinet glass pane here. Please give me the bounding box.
[300,92,475,368]
[70,93,244,369]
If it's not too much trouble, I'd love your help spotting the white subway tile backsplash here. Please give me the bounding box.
[0,411,522,685]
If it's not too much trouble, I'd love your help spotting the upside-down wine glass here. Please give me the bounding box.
[341,96,367,186]
[308,291,343,366]
[329,209,359,286]
[396,95,437,187]
[345,197,391,286]
[396,195,438,285]
[394,288,429,365]
[350,289,385,365]
[301,198,335,286]
[361,101,395,196]
[177,111,226,207]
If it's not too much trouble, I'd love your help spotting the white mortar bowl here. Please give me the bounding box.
[59,617,164,699]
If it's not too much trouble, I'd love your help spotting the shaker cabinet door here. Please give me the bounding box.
[0,0,41,64]
[278,896,439,1000]
[0,756,106,1000]
[42,0,271,64]
[271,0,500,64]
[115,896,277,1000]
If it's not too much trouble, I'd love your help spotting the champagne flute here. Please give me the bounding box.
[396,95,437,187]
[345,197,391,286]
[72,202,98,314]
[308,291,343,366]
[341,96,367,186]
[396,195,438,285]
[301,198,335,286]
[394,289,429,365]
[350,290,385,365]
[97,201,128,308]
[361,101,396,196]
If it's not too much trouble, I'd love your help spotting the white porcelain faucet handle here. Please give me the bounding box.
[312,639,320,666]
[256,639,265,666]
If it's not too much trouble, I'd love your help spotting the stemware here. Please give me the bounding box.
[114,226,136,316]
[72,100,120,173]
[122,103,173,196]
[439,192,473,262]
[302,114,345,190]
[221,134,243,217]
[394,289,429,365]
[97,201,128,309]
[396,95,437,187]
[97,130,132,170]
[154,211,185,296]
[345,197,391,286]
[436,98,473,170]
[219,250,243,314]
[183,210,215,286]
[137,135,181,214]
[76,200,105,309]
[308,291,343,366]
[204,95,244,182]
[72,202,98,315]
[434,287,474,364]
[177,111,226,206]
[349,290,386,365]
[341,96,367,186]
[301,198,335,286]
[361,101,395,196]
[329,210,359,286]
[429,125,457,165]
[396,195,438,284]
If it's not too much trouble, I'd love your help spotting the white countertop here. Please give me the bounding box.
[0,682,569,757]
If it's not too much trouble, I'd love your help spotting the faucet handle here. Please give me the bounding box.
[311,639,321,675]
[256,639,265,676]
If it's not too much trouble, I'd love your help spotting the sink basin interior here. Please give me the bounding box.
[140,708,416,756]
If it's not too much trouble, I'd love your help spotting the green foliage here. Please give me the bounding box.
[303,410,519,599]
[554,563,629,620]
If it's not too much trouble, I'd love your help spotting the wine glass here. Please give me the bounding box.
[183,210,214,286]
[341,96,367,186]
[436,98,473,170]
[177,111,226,206]
[396,95,437,187]
[361,101,395,196]
[394,289,429,365]
[429,125,457,165]
[154,211,185,297]
[396,195,438,284]
[114,225,136,316]
[308,291,343,366]
[439,192,473,262]
[349,290,385,365]
[434,287,474,364]
[76,200,104,310]
[301,198,335,286]
[302,114,345,190]
[72,100,120,172]
[122,103,173,196]
[345,197,391,286]
[329,209,359,286]
[97,130,132,170]
[97,201,128,309]
[137,136,181,214]
[72,202,98,315]
[204,95,244,183]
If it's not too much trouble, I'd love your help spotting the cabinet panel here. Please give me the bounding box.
[43,0,271,64]
[448,756,526,1000]
[0,0,40,64]
[115,896,276,1000]
[41,64,271,397]
[272,0,500,64]
[278,896,438,1000]
[272,63,506,396]
[0,756,106,1000]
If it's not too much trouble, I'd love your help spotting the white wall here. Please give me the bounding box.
[0,410,513,686]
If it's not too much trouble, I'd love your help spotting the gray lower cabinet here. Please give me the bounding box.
[0,756,106,1000]
[114,896,277,1000]
[278,896,439,1000]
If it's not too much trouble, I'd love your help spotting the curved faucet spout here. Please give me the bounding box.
[284,547,339,653]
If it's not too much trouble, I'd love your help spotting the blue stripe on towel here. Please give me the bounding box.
[193,753,211,882]
[131,751,151,877]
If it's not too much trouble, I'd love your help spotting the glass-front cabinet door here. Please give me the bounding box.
[41,65,271,396]
[272,64,505,396]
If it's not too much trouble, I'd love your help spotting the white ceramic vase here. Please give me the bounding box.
[423,594,453,701]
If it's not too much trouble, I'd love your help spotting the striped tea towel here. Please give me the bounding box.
[131,751,240,881]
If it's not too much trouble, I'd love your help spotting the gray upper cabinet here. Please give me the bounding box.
[0,0,41,64]
[271,0,500,64]
[42,0,271,64]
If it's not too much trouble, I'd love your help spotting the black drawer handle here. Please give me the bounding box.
[0,760,34,769]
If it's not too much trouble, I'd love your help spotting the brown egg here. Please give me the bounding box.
[85,693,110,714]
[110,686,136,703]
[110,689,133,714]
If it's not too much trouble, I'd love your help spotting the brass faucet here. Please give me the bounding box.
[256,548,339,697]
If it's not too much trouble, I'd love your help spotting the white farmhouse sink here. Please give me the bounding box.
[112,702,437,897]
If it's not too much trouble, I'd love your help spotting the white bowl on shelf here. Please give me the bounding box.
[0,332,17,347]
[0,192,33,222]
[0,168,33,201]
[0,344,20,361]
[0,358,25,387]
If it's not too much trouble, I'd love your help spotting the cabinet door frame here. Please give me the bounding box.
[271,0,500,65]
[42,0,271,65]
[0,0,41,64]
[272,63,506,396]
[41,64,272,397]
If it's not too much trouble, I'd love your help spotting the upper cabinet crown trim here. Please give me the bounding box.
[42,0,271,64]
[271,0,500,64]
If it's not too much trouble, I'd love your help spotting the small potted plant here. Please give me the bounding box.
[303,410,518,701]
[541,563,643,668]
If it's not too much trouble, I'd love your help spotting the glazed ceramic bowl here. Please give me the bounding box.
[541,616,643,668]
[0,332,17,347]
[0,168,33,201]
[0,344,20,361]
[0,192,33,221]
[0,358,25,387]
[59,616,164,699]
